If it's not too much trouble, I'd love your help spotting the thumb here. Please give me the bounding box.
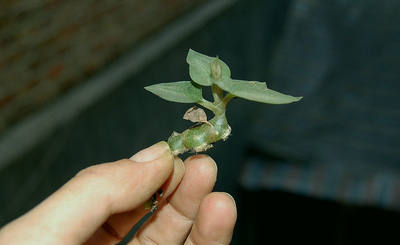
[0,141,174,245]
[84,141,175,212]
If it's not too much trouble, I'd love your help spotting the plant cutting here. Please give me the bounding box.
[144,49,302,210]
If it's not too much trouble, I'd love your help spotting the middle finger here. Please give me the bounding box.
[129,154,218,245]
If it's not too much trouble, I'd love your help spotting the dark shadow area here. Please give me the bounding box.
[238,189,400,244]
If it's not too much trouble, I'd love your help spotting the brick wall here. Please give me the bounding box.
[0,0,204,133]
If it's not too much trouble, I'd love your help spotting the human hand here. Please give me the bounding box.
[0,141,237,244]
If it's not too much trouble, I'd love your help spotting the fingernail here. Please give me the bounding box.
[161,157,185,197]
[130,141,171,162]
[225,192,236,208]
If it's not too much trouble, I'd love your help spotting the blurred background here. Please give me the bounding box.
[1,0,400,244]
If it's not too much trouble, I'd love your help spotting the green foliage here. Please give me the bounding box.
[217,79,302,104]
[147,49,301,106]
[144,81,203,103]
[145,49,302,156]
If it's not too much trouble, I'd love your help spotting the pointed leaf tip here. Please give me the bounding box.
[144,81,203,103]
[218,79,302,104]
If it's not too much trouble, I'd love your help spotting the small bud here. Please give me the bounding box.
[210,58,222,80]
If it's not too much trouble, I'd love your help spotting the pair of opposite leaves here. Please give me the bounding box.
[145,49,302,105]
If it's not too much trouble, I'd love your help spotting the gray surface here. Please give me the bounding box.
[241,0,400,210]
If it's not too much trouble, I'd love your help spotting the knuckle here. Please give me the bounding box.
[75,163,110,180]
[119,158,133,164]
[74,159,129,184]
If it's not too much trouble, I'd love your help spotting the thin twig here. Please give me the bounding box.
[211,84,223,104]
[198,98,221,114]
[223,93,236,106]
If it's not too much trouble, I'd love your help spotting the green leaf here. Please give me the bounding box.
[218,79,302,104]
[186,49,231,86]
[144,81,203,103]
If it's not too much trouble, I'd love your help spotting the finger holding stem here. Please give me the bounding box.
[144,49,301,211]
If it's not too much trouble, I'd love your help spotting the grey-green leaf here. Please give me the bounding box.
[186,49,231,86]
[144,81,203,103]
[218,79,302,104]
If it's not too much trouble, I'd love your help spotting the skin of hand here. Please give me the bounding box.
[0,141,237,245]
